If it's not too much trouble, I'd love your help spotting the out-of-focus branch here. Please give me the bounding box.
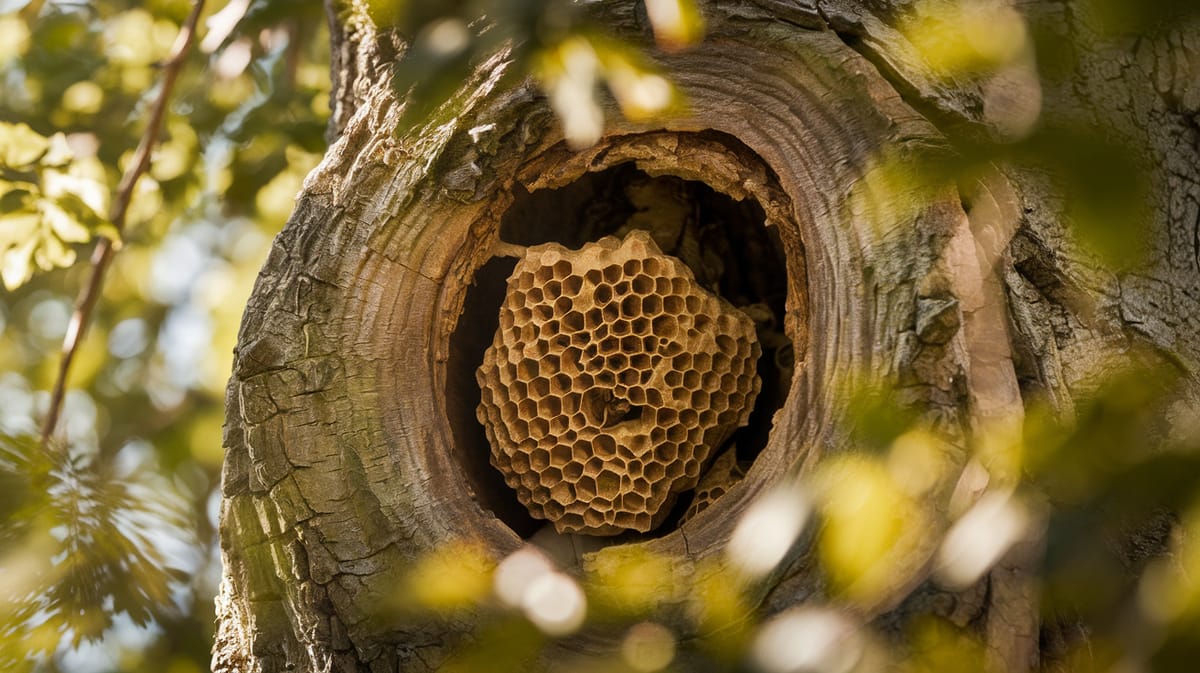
[40,0,208,448]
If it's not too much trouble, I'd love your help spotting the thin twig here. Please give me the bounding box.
[41,0,208,447]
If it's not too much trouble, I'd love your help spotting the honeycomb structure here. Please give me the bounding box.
[475,230,761,535]
[680,448,745,523]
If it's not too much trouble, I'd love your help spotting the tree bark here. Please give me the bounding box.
[214,1,1200,671]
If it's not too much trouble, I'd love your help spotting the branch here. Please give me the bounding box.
[40,0,208,448]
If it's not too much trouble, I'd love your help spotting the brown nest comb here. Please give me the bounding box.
[476,231,761,535]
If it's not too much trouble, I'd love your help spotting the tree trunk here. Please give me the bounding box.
[213,1,1200,671]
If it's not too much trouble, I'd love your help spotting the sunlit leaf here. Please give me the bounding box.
[936,490,1033,588]
[364,0,406,29]
[0,122,49,168]
[900,0,1030,76]
[43,164,107,221]
[727,485,811,579]
[32,227,75,269]
[103,9,176,66]
[0,14,31,61]
[593,38,680,121]
[42,199,93,243]
[534,35,604,148]
[752,607,862,673]
[621,621,677,672]
[816,454,931,604]
[901,618,988,673]
[586,546,680,617]
[644,0,705,51]
[0,217,39,290]
[405,541,495,612]
[61,80,104,115]
[40,132,75,167]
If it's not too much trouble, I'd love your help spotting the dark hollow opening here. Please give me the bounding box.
[445,254,542,537]
[447,160,792,541]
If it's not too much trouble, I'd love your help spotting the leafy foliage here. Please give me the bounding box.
[391,367,1200,672]
[0,123,113,290]
[386,0,702,145]
[1,0,330,670]
[0,434,194,670]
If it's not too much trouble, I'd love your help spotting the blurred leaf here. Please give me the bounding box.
[1025,364,1184,503]
[815,454,930,604]
[0,0,33,16]
[586,547,681,618]
[1146,501,1200,672]
[216,0,322,50]
[901,618,988,673]
[389,0,697,143]
[533,34,604,148]
[391,16,478,132]
[44,196,96,241]
[1026,363,1200,642]
[592,36,679,121]
[1084,0,1200,35]
[0,183,32,211]
[405,541,495,613]
[1013,126,1152,269]
[900,0,1030,77]
[0,122,49,168]
[0,14,31,62]
[644,0,705,51]
[0,433,195,661]
[438,618,544,673]
[751,607,862,673]
[1,213,41,289]
[844,385,922,454]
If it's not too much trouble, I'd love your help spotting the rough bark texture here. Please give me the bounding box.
[214,1,1200,671]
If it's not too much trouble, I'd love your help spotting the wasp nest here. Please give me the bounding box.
[475,230,761,535]
[681,448,745,523]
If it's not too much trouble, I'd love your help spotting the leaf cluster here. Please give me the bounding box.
[0,434,195,671]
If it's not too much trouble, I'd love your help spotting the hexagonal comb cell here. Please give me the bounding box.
[475,230,762,535]
[680,447,745,523]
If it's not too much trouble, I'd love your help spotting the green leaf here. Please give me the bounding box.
[0,220,38,289]
[0,208,39,244]
[42,198,91,243]
[40,132,74,168]
[33,227,75,269]
[42,157,108,216]
[0,122,49,169]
